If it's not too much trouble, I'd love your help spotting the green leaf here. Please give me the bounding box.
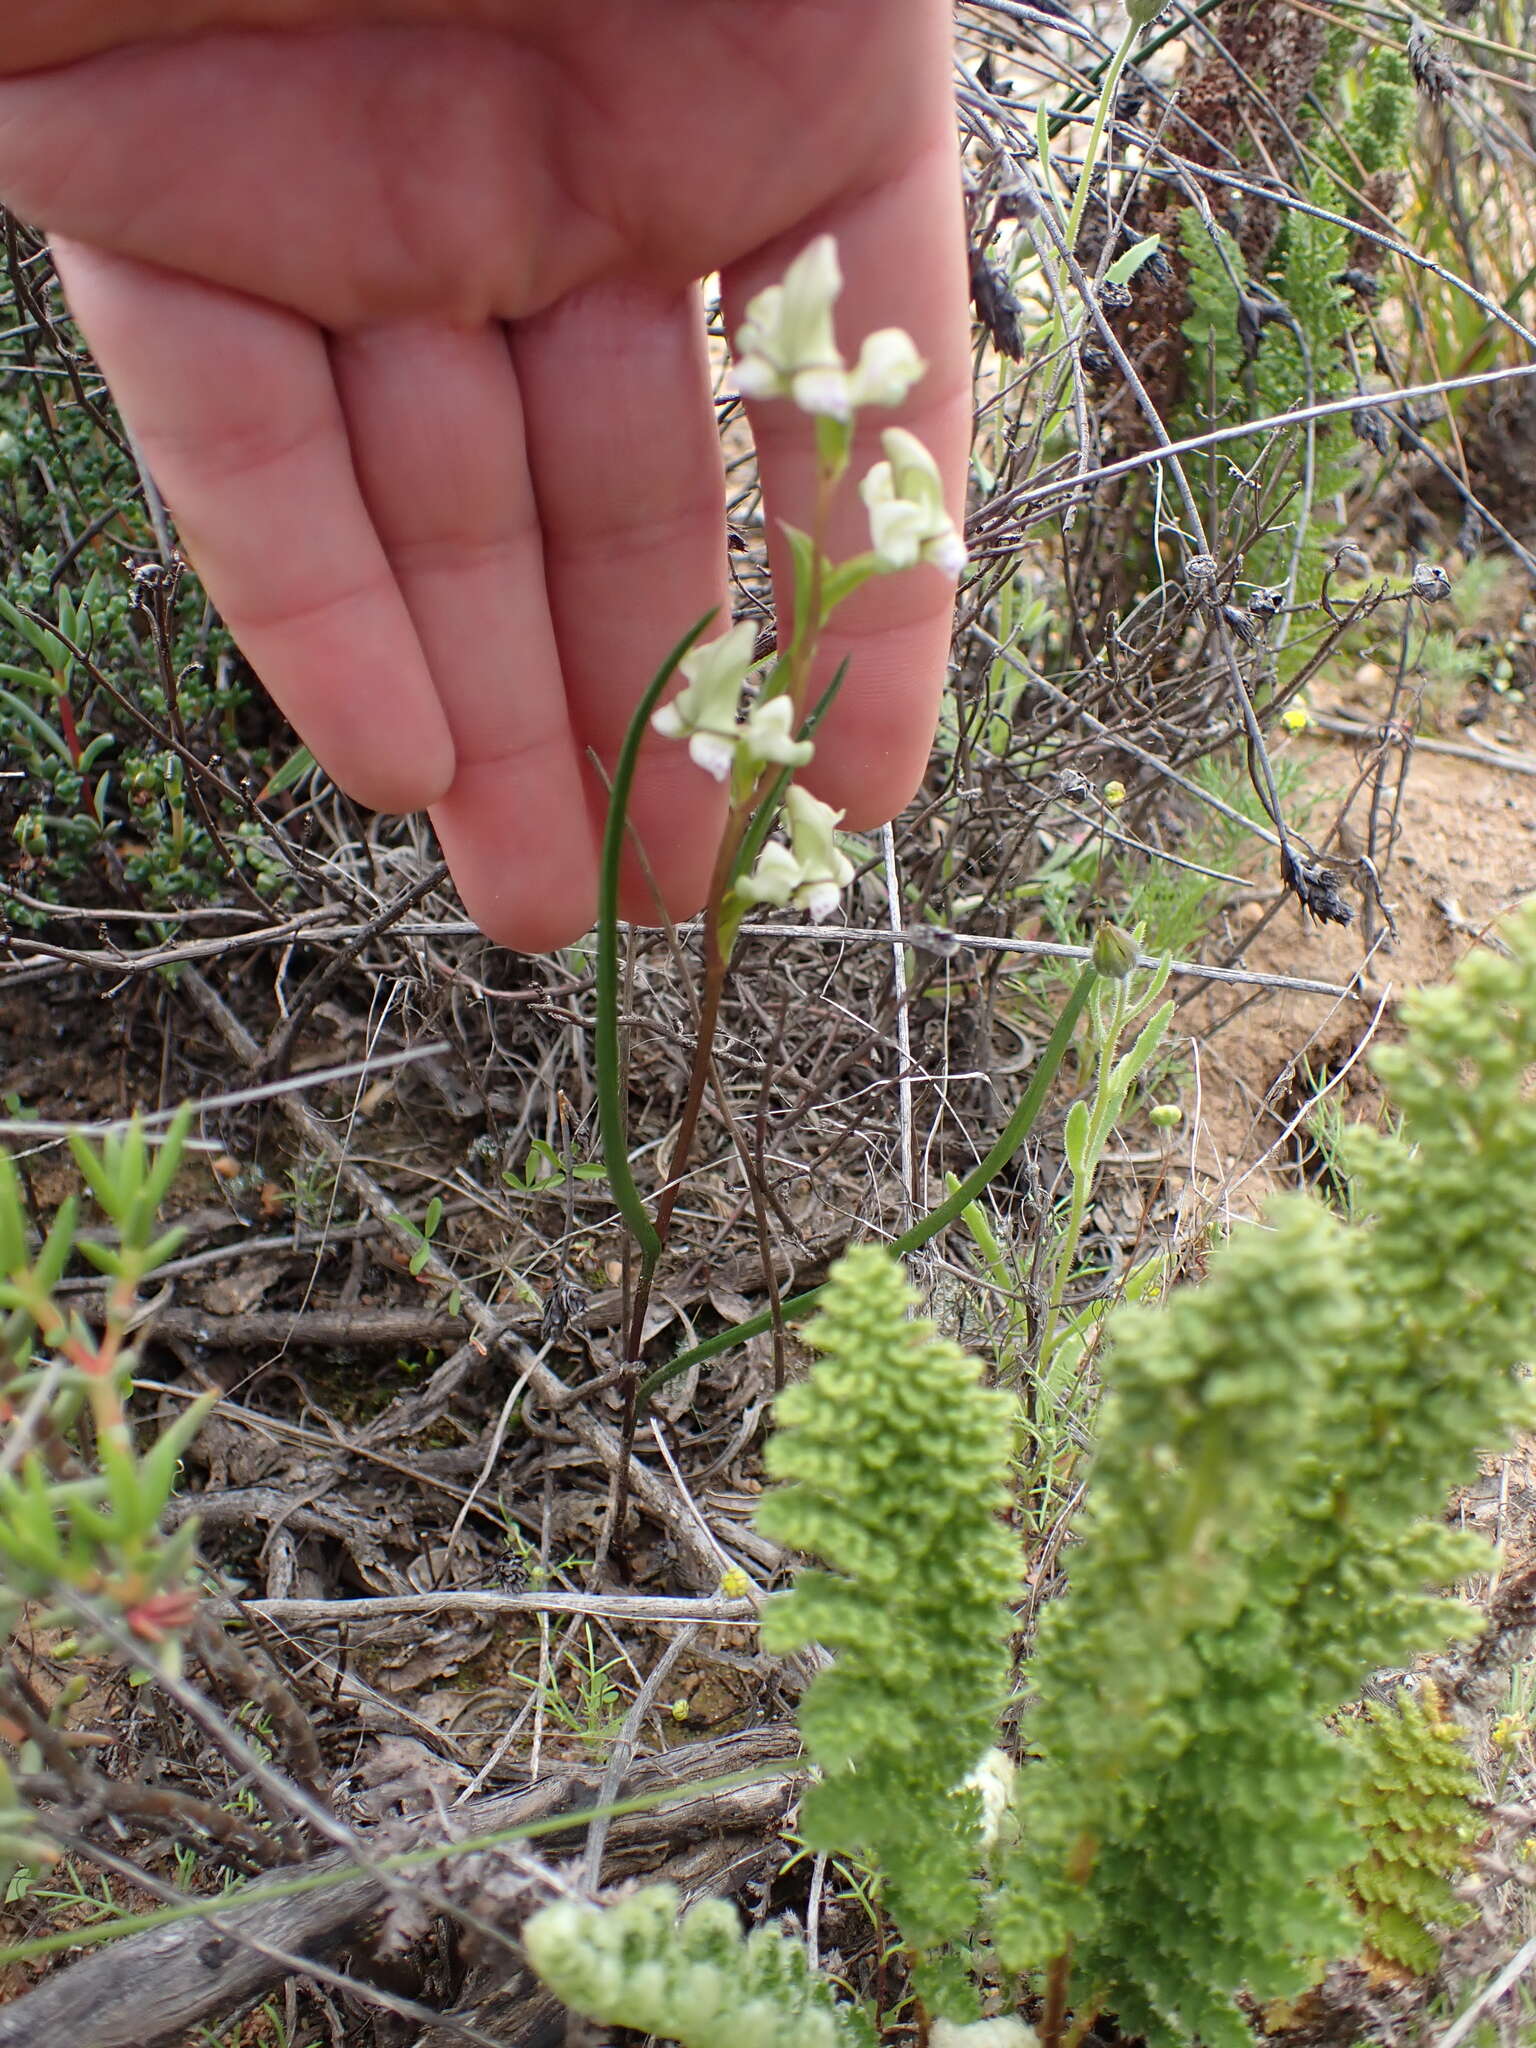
[33,1197,79,1296]
[1105,232,1164,288]
[594,610,717,1276]
[0,685,71,763]
[259,744,317,797]
[779,523,820,645]
[1063,1098,1091,1183]
[1108,997,1174,1101]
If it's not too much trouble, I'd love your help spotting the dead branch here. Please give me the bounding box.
[0,1727,800,2048]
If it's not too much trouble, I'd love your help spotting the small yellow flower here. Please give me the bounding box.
[1103,780,1127,808]
[719,1566,752,1601]
[669,1697,691,1723]
[1281,701,1311,733]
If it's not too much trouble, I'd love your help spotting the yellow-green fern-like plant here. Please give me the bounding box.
[993,901,1536,2047]
[1341,1684,1480,1980]
[755,1243,1023,1958]
[522,1885,877,2048]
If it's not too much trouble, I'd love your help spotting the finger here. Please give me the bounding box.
[721,108,970,829]
[331,319,599,952]
[510,281,730,925]
[50,242,455,812]
[0,33,607,333]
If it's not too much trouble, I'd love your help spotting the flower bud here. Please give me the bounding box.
[1091,921,1139,979]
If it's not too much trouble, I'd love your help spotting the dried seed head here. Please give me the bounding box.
[1283,848,1355,927]
[970,247,1025,360]
[1352,407,1391,454]
[1184,554,1221,607]
[1408,21,1460,104]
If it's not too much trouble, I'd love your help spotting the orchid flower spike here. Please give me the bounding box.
[650,620,758,781]
[860,427,967,576]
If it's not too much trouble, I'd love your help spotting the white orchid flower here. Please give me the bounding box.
[732,235,853,420]
[735,786,855,923]
[650,619,758,781]
[860,426,967,576]
[735,840,803,909]
[784,784,855,921]
[930,2021,1037,2048]
[741,694,814,772]
[847,327,928,409]
[957,1747,1017,1849]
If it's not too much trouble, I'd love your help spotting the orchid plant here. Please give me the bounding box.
[593,234,975,1520]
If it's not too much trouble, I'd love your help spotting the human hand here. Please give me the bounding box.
[0,3,969,949]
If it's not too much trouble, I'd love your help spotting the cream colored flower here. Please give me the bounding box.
[741,694,814,772]
[848,327,927,409]
[650,619,757,780]
[860,427,967,575]
[733,235,852,419]
[785,785,855,921]
[736,786,855,922]
[735,840,803,909]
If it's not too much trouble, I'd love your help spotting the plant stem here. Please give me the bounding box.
[595,616,717,1287]
[1062,19,1141,263]
[1040,976,1129,1364]
[1041,1949,1073,2048]
[637,961,1098,1403]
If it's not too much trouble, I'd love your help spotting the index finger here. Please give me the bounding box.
[721,117,970,830]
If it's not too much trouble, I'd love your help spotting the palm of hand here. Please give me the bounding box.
[0,4,967,947]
